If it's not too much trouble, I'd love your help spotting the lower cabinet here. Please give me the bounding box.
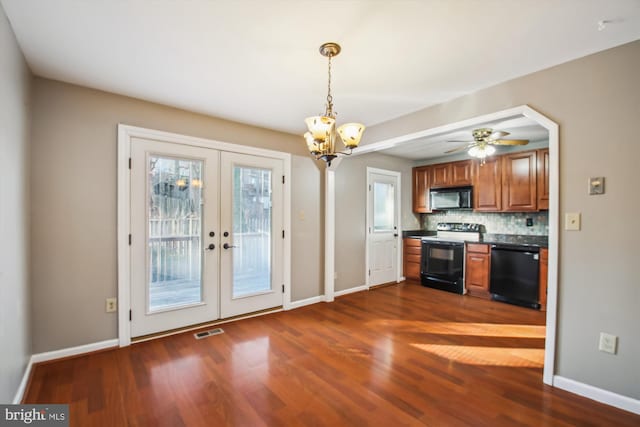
[465,243,491,299]
[403,238,422,280]
[539,248,548,311]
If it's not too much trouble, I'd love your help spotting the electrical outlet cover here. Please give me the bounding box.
[565,213,581,231]
[106,297,117,313]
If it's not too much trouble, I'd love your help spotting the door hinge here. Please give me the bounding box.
[128,234,132,245]
[128,158,131,169]
[282,284,285,293]
[282,230,285,239]
[282,175,285,184]
[368,269,371,276]
[369,184,372,191]
[129,310,132,321]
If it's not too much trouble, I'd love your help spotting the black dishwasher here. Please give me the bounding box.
[490,244,540,309]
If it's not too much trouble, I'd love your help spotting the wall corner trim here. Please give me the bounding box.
[553,375,640,415]
[289,295,325,309]
[334,285,368,298]
[13,357,34,404]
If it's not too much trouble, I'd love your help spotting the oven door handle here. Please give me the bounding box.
[423,275,456,285]
[424,241,463,247]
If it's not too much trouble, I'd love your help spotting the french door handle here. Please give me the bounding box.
[205,243,215,251]
[223,243,238,250]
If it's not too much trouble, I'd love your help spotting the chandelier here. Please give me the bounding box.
[304,42,365,166]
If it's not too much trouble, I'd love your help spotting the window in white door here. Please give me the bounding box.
[373,181,395,232]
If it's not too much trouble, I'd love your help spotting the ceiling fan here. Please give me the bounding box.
[445,128,529,162]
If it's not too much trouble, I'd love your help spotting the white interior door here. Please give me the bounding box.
[130,138,220,337]
[367,168,400,286]
[219,152,284,318]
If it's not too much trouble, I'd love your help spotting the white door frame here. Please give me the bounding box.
[117,124,291,347]
[365,167,402,288]
[325,105,558,386]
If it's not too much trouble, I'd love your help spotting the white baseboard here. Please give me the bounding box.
[553,375,640,415]
[31,339,119,364]
[13,338,118,404]
[335,285,368,297]
[289,295,324,309]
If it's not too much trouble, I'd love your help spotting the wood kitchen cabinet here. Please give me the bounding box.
[539,247,548,311]
[465,243,491,299]
[431,160,472,188]
[403,238,422,281]
[412,149,547,213]
[537,148,550,210]
[473,157,502,211]
[412,166,431,213]
[502,150,538,212]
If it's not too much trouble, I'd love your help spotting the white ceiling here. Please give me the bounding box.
[3,0,640,141]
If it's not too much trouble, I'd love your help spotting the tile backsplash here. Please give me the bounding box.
[422,211,548,235]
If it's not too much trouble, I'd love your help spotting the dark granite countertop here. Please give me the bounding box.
[402,230,436,239]
[479,234,548,248]
[402,230,548,247]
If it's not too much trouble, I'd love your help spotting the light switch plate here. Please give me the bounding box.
[598,332,617,354]
[565,212,581,231]
[589,177,605,195]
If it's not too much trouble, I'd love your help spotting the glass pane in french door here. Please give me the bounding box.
[148,155,203,311]
[232,165,271,297]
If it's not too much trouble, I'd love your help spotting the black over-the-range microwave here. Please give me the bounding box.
[429,186,473,210]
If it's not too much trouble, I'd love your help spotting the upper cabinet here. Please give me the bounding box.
[412,166,431,213]
[431,160,472,188]
[473,156,502,211]
[537,148,550,210]
[501,151,538,212]
[413,149,548,213]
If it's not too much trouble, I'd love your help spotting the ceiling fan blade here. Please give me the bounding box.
[446,139,474,143]
[444,144,472,154]
[489,130,510,139]
[492,139,529,146]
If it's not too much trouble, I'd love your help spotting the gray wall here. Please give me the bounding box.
[0,4,31,403]
[335,152,420,291]
[30,78,322,353]
[366,40,640,399]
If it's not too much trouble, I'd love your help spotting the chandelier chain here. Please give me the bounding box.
[326,55,334,117]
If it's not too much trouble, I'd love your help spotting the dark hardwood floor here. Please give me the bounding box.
[25,283,639,426]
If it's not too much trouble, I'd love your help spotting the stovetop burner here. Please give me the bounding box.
[436,222,483,232]
[422,222,484,242]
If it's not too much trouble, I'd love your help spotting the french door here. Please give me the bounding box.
[130,138,283,337]
[220,152,283,318]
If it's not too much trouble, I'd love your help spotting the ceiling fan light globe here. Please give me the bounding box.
[337,123,365,149]
[468,144,495,159]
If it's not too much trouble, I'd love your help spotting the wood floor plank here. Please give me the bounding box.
[24,283,640,426]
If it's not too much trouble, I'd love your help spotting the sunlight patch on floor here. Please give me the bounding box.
[367,320,546,338]
[411,343,544,368]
